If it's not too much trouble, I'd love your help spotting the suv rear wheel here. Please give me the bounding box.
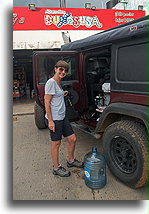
[102,120,148,188]
[34,102,47,129]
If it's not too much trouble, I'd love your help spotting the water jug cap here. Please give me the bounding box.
[92,147,97,153]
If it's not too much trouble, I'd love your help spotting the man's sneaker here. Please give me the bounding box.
[53,166,71,177]
[67,159,84,168]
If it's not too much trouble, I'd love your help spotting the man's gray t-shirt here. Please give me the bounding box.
[45,78,66,120]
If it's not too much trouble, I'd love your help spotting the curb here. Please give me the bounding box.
[13,112,34,116]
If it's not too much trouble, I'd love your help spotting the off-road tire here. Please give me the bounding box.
[102,120,148,188]
[34,102,47,129]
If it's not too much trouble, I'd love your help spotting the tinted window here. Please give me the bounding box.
[37,54,77,84]
[117,43,147,82]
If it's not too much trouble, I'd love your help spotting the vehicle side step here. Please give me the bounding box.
[71,122,95,137]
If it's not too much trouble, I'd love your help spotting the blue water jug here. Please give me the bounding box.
[84,147,107,190]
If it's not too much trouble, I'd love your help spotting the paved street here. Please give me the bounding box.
[13,104,148,200]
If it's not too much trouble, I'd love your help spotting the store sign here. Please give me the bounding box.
[13,13,25,25]
[44,9,102,28]
[13,7,145,31]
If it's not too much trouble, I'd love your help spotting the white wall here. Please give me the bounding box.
[13,30,102,49]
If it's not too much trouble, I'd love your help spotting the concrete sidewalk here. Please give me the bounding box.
[13,100,35,116]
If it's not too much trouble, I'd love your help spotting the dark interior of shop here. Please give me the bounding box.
[13,50,34,102]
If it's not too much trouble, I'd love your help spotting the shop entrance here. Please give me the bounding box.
[13,50,34,102]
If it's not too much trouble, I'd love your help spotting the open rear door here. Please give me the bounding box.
[33,51,81,125]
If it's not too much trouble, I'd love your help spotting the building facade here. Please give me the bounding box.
[13,1,146,100]
[112,0,148,14]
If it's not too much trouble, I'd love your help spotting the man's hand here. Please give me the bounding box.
[48,120,55,132]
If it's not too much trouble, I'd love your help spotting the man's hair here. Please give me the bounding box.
[55,60,69,70]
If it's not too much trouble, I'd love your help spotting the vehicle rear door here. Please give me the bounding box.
[33,51,82,121]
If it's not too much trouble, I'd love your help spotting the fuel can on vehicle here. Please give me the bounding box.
[84,147,107,190]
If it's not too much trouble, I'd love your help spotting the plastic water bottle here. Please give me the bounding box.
[84,147,107,190]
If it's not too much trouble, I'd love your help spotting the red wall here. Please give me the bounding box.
[13,7,145,31]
